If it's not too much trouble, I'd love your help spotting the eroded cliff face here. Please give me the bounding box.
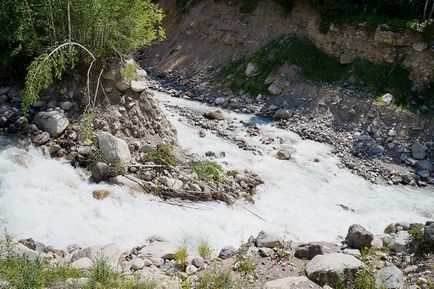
[141,0,433,87]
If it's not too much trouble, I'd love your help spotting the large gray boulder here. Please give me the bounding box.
[295,242,341,260]
[345,224,373,249]
[423,222,434,246]
[33,110,69,136]
[375,266,404,289]
[138,241,178,260]
[218,246,236,259]
[306,253,363,285]
[255,231,282,248]
[411,142,427,160]
[97,132,131,164]
[264,276,322,289]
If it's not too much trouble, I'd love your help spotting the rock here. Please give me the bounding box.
[381,93,394,105]
[276,149,292,160]
[103,70,116,80]
[131,80,148,92]
[139,241,178,260]
[10,242,41,261]
[343,248,361,257]
[33,110,69,136]
[306,253,363,285]
[130,257,145,270]
[204,110,224,120]
[413,42,427,52]
[71,257,93,270]
[384,224,396,234]
[255,231,282,248]
[77,145,93,156]
[92,162,109,181]
[92,189,110,200]
[393,231,409,252]
[65,277,91,288]
[111,175,145,192]
[295,242,341,260]
[423,222,434,246]
[415,160,433,172]
[199,130,206,138]
[345,224,373,249]
[97,132,131,164]
[218,246,236,259]
[191,256,205,268]
[417,170,430,178]
[245,62,257,76]
[411,142,427,160]
[375,266,404,289]
[264,276,322,289]
[115,80,130,91]
[159,177,183,190]
[339,53,353,65]
[185,264,198,275]
[60,101,74,111]
[268,82,282,96]
[96,244,122,268]
[273,109,292,120]
[32,132,50,146]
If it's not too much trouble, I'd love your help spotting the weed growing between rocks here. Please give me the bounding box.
[197,240,213,260]
[78,109,97,142]
[121,62,140,82]
[192,160,227,183]
[146,145,178,166]
[196,266,239,289]
[175,245,189,268]
[233,244,256,275]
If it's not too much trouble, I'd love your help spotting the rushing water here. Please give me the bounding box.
[0,91,433,250]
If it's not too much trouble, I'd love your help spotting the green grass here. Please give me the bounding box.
[192,160,227,183]
[219,35,347,96]
[353,267,376,289]
[197,240,213,259]
[175,246,189,267]
[0,254,83,289]
[120,62,139,82]
[233,244,256,275]
[197,267,238,289]
[147,145,178,166]
[78,109,97,142]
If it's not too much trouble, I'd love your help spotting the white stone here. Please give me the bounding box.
[264,276,322,289]
[131,80,148,92]
[33,110,69,136]
[139,241,179,260]
[245,62,257,76]
[71,257,93,270]
[381,93,394,105]
[97,132,131,164]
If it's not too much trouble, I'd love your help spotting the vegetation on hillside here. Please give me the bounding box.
[0,0,164,113]
[219,34,434,111]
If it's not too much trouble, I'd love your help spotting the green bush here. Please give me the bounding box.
[147,145,178,166]
[192,160,227,183]
[197,267,238,289]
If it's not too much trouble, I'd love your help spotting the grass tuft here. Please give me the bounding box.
[147,145,178,166]
[197,240,213,260]
[192,160,227,183]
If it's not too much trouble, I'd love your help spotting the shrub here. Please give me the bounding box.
[192,160,227,183]
[77,108,97,142]
[197,240,213,259]
[197,267,238,289]
[147,145,178,166]
[175,245,189,267]
[233,244,256,275]
[121,62,139,82]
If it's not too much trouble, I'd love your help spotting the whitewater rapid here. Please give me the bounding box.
[0,91,432,250]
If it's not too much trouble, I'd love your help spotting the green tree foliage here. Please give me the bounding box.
[0,0,164,112]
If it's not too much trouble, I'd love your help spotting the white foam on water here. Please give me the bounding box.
[0,91,432,250]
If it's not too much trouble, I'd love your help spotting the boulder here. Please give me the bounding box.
[204,110,224,120]
[306,253,363,285]
[295,242,341,260]
[413,42,427,52]
[115,80,130,91]
[276,149,292,160]
[159,177,183,191]
[411,142,427,160]
[191,257,205,268]
[381,93,394,105]
[345,224,373,249]
[92,162,109,181]
[71,257,93,270]
[130,257,145,271]
[423,222,434,246]
[218,246,236,259]
[97,132,131,164]
[32,132,50,146]
[92,189,110,200]
[139,241,178,260]
[111,175,145,192]
[65,277,91,288]
[273,109,292,120]
[375,266,403,289]
[33,110,69,136]
[393,231,409,252]
[131,80,148,92]
[255,231,282,248]
[264,276,322,289]
[245,62,257,76]
[268,82,282,96]
[415,160,433,172]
